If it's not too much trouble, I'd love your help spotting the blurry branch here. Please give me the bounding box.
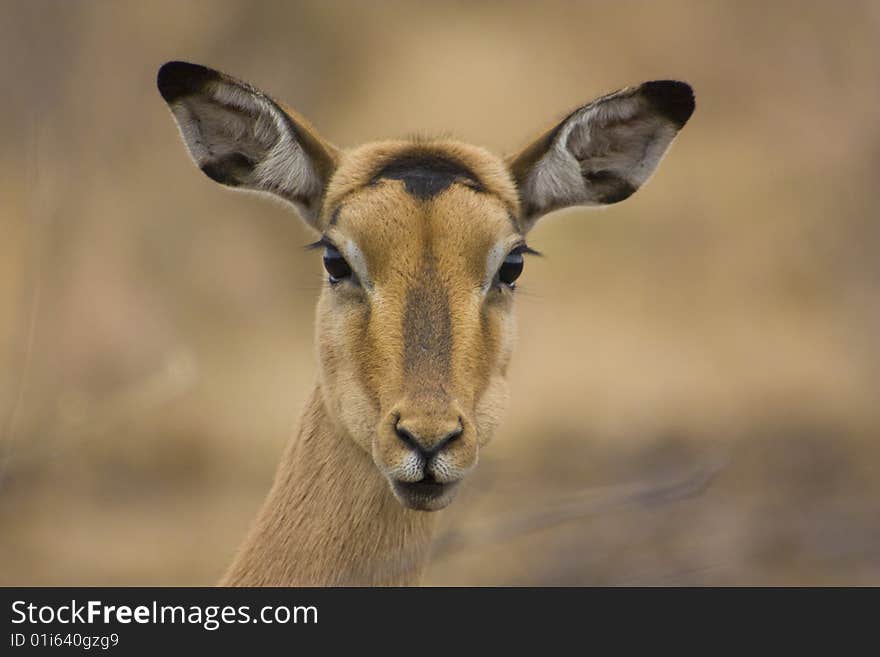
[0,242,41,473]
[430,453,728,561]
[0,117,49,486]
[1,349,200,471]
[1,116,200,475]
[55,349,199,440]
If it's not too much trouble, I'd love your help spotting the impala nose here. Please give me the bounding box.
[395,416,463,460]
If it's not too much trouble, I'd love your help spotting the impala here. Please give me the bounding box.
[157,61,694,585]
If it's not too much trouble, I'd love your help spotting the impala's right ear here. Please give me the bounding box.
[157,61,338,228]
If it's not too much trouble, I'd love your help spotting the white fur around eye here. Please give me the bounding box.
[341,238,372,290]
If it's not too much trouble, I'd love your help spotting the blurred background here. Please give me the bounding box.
[1,0,879,585]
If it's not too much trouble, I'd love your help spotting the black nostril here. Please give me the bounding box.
[444,422,463,448]
[395,421,463,458]
[394,424,422,454]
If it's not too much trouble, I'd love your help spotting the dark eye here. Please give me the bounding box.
[323,245,352,283]
[498,251,524,287]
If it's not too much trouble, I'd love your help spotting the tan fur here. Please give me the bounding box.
[157,62,693,586]
[222,141,520,584]
[221,389,437,585]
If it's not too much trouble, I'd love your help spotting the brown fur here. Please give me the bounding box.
[157,61,693,585]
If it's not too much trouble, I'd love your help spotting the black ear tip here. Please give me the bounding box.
[157,61,218,103]
[641,80,695,128]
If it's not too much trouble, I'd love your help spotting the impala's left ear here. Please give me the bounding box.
[508,80,695,232]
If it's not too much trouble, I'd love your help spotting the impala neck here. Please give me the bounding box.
[221,386,438,586]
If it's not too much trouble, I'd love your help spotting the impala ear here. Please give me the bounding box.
[157,61,339,228]
[508,80,694,232]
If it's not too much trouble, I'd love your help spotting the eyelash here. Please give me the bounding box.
[497,251,524,288]
[323,245,352,284]
[495,244,539,290]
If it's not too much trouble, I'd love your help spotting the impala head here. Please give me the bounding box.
[158,61,694,511]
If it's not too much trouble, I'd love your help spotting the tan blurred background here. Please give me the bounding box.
[1,0,879,585]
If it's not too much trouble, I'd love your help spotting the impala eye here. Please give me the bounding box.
[323,245,352,283]
[498,250,524,287]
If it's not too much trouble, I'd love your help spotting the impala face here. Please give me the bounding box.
[314,144,526,510]
[158,61,694,511]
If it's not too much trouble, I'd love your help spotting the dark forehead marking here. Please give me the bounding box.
[370,154,485,200]
[322,150,519,229]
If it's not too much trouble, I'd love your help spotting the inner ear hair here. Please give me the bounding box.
[508,80,695,231]
[157,61,338,227]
